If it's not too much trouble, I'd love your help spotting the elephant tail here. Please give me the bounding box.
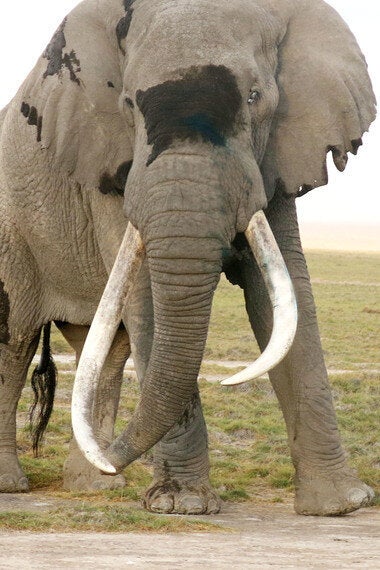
[29,322,57,456]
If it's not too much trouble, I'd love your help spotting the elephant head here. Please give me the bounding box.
[62,0,375,473]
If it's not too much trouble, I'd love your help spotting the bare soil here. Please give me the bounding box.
[0,494,379,568]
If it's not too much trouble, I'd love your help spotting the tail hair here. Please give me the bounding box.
[29,322,57,456]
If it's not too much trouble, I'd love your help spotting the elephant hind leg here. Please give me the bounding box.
[56,322,130,491]
[0,332,41,492]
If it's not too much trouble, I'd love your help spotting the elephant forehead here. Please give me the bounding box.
[135,65,243,166]
[127,0,274,79]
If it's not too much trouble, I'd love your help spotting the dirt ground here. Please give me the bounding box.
[0,494,379,569]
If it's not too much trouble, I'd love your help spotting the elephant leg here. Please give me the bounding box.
[143,388,221,515]
[125,262,220,515]
[58,322,129,491]
[0,333,40,492]
[233,192,374,515]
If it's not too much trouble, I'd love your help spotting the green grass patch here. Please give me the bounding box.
[304,250,380,284]
[204,277,258,361]
[205,251,380,368]
[0,504,218,533]
[312,282,379,367]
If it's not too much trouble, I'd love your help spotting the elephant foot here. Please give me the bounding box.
[63,447,126,492]
[0,453,29,493]
[143,478,221,515]
[295,468,374,516]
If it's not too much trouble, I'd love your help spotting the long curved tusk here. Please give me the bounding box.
[221,211,297,386]
[71,223,145,474]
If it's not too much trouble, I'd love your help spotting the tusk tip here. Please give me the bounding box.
[101,466,118,476]
[83,450,118,475]
[101,465,118,475]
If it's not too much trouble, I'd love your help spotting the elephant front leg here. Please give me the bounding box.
[143,388,220,514]
[126,263,221,515]
[233,192,374,516]
[0,334,40,492]
[59,323,129,491]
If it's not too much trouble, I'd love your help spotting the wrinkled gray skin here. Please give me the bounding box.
[0,0,376,515]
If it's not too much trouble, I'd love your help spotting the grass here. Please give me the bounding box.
[0,505,218,533]
[5,250,379,531]
[305,250,380,285]
[304,251,380,368]
[204,278,256,361]
[205,250,380,367]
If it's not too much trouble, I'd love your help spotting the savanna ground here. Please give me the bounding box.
[0,250,379,538]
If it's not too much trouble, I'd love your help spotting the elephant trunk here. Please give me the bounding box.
[107,228,222,469]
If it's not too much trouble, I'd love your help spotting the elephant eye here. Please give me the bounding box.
[248,90,260,104]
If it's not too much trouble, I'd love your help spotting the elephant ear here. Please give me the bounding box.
[261,0,376,199]
[19,2,132,190]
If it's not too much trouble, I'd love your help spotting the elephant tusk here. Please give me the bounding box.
[71,223,145,474]
[221,210,297,386]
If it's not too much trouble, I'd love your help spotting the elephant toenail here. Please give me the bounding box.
[18,477,29,492]
[347,489,370,505]
[149,495,174,513]
[178,495,205,514]
[207,497,221,514]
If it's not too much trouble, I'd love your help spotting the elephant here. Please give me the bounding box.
[0,0,376,516]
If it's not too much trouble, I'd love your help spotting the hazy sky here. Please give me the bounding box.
[0,0,379,225]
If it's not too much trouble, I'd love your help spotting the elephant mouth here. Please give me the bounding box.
[71,210,297,474]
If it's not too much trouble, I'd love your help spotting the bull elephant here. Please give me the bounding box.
[0,0,376,516]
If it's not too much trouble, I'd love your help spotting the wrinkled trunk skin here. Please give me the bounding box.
[107,234,221,471]
[106,153,243,470]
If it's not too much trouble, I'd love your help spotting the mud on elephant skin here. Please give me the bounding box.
[0,0,376,516]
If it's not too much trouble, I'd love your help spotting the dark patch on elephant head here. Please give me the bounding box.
[27,106,38,126]
[107,81,115,88]
[21,102,30,118]
[116,0,137,55]
[21,102,43,142]
[125,97,134,109]
[43,18,67,77]
[136,65,243,166]
[99,160,133,196]
[0,280,10,344]
[42,17,81,85]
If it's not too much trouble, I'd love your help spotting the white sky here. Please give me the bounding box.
[0,0,379,226]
